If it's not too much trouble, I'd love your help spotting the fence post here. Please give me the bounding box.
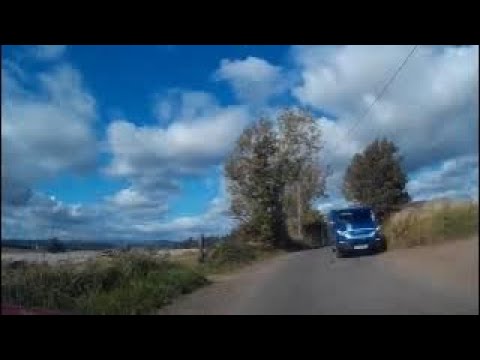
[198,234,205,263]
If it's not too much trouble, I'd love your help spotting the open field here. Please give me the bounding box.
[1,248,199,266]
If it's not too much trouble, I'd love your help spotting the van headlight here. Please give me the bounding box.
[336,230,352,239]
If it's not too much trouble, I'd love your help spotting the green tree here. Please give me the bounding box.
[277,109,329,239]
[225,118,284,246]
[225,109,329,248]
[342,138,410,221]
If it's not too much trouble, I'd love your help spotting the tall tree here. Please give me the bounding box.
[225,118,284,246]
[277,109,329,238]
[225,109,329,248]
[342,138,410,220]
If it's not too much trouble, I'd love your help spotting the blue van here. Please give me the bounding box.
[327,207,386,258]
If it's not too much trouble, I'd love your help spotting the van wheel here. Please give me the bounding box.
[378,239,387,252]
[336,249,344,258]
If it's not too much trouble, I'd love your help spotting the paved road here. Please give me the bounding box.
[159,239,478,315]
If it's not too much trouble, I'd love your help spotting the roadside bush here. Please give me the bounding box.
[1,253,208,314]
[208,242,257,267]
[383,200,478,249]
[78,264,208,315]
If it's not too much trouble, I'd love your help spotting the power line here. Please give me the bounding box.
[343,45,419,141]
[324,45,419,157]
[321,45,419,205]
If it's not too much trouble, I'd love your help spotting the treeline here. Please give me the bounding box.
[1,236,228,252]
[222,108,412,249]
[2,239,118,252]
[179,235,228,249]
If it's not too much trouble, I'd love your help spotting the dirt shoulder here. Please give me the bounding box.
[379,237,478,296]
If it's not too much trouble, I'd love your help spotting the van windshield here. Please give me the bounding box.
[336,209,375,226]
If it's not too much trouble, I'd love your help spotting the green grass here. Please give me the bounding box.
[198,242,283,274]
[1,253,208,315]
[1,243,282,314]
[383,200,479,250]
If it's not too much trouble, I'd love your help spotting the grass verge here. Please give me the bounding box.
[200,242,285,275]
[1,253,208,315]
[1,242,282,314]
[383,200,478,250]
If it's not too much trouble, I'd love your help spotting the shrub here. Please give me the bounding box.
[207,242,257,268]
[1,253,208,315]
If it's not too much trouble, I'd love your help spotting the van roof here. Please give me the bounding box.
[329,206,372,214]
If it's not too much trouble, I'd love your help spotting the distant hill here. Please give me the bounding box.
[1,239,118,251]
[1,236,226,251]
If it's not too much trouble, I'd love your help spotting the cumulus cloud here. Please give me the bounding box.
[131,178,234,239]
[1,59,98,208]
[105,112,245,177]
[109,187,158,209]
[1,192,95,239]
[95,90,251,239]
[214,56,287,105]
[153,90,218,124]
[31,45,67,60]
[106,90,250,190]
[407,155,479,201]
[1,51,102,240]
[1,189,172,241]
[294,45,478,210]
[1,177,32,206]
[293,45,478,172]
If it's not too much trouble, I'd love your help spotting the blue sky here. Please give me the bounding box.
[2,45,478,241]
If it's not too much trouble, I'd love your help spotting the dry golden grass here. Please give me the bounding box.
[383,200,478,249]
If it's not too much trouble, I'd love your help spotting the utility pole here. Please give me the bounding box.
[297,181,303,240]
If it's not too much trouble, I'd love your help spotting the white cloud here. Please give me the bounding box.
[107,92,249,183]
[407,155,479,201]
[101,90,250,237]
[317,116,363,170]
[1,65,96,190]
[153,90,218,124]
[214,56,287,104]
[1,60,98,206]
[292,45,478,170]
[291,45,478,205]
[109,188,158,209]
[131,178,234,239]
[1,192,95,239]
[31,45,67,60]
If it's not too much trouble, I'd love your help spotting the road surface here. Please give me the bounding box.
[159,238,478,315]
